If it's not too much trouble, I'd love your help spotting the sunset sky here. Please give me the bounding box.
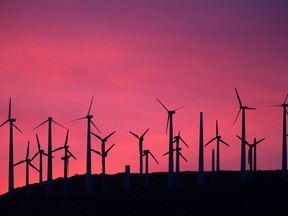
[0,0,287,195]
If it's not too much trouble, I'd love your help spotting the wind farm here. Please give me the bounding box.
[1,3,287,216]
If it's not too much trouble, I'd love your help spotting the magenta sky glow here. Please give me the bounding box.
[0,0,287,195]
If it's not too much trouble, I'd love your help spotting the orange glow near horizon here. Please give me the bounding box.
[0,0,287,195]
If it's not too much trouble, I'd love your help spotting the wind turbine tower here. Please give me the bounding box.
[233,88,256,183]
[91,131,116,192]
[52,129,76,195]
[0,98,22,198]
[71,96,101,194]
[205,120,230,172]
[129,128,149,175]
[34,116,67,197]
[14,141,39,197]
[236,136,265,181]
[173,131,189,187]
[156,98,185,188]
[31,134,48,186]
[270,94,288,180]
[142,149,158,188]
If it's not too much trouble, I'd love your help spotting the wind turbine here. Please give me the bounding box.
[198,112,205,185]
[205,120,230,172]
[0,97,22,198]
[91,131,116,192]
[52,129,76,195]
[30,133,48,187]
[33,116,67,197]
[142,149,158,188]
[14,141,39,197]
[156,97,185,188]
[233,88,256,183]
[269,93,288,180]
[71,96,101,194]
[129,128,149,175]
[236,136,265,181]
[171,131,189,187]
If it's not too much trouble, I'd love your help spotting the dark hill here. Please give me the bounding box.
[0,170,287,216]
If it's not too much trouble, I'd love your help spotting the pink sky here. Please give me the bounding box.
[0,0,287,195]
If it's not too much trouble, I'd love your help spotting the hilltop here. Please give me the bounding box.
[0,170,287,216]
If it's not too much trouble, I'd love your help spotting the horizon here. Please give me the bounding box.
[0,0,287,195]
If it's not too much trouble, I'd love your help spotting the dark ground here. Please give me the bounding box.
[0,170,287,216]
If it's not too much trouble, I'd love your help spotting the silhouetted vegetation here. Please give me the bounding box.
[0,170,287,216]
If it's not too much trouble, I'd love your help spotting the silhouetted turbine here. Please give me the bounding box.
[34,116,67,197]
[143,149,158,188]
[198,112,205,185]
[156,97,185,188]
[173,131,189,186]
[70,96,101,194]
[31,134,48,186]
[237,136,265,181]
[91,131,116,192]
[129,128,149,175]
[52,129,76,195]
[14,141,39,197]
[0,97,22,198]
[205,120,230,172]
[268,93,288,180]
[233,88,256,183]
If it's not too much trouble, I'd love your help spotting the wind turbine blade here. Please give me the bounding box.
[255,138,265,145]
[52,146,63,152]
[180,137,189,148]
[8,97,11,119]
[129,131,139,139]
[0,119,9,127]
[87,96,94,115]
[26,141,30,158]
[163,151,169,156]
[13,123,23,133]
[106,144,115,154]
[91,149,101,156]
[156,97,169,111]
[91,120,101,133]
[70,116,86,122]
[246,107,256,110]
[173,105,186,111]
[105,131,116,140]
[216,120,219,136]
[64,129,69,146]
[140,128,149,139]
[91,132,102,140]
[219,139,230,146]
[28,162,40,172]
[179,152,188,162]
[283,93,288,104]
[14,160,25,166]
[31,152,39,162]
[36,134,41,150]
[33,119,48,130]
[204,137,216,146]
[149,152,159,164]
[43,152,49,157]
[52,120,67,129]
[234,88,242,106]
[236,135,249,145]
[165,115,170,134]
[67,149,77,160]
[233,109,241,125]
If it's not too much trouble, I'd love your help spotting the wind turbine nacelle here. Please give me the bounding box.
[87,115,93,119]
[10,118,16,122]
[168,110,175,114]
[143,150,149,154]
